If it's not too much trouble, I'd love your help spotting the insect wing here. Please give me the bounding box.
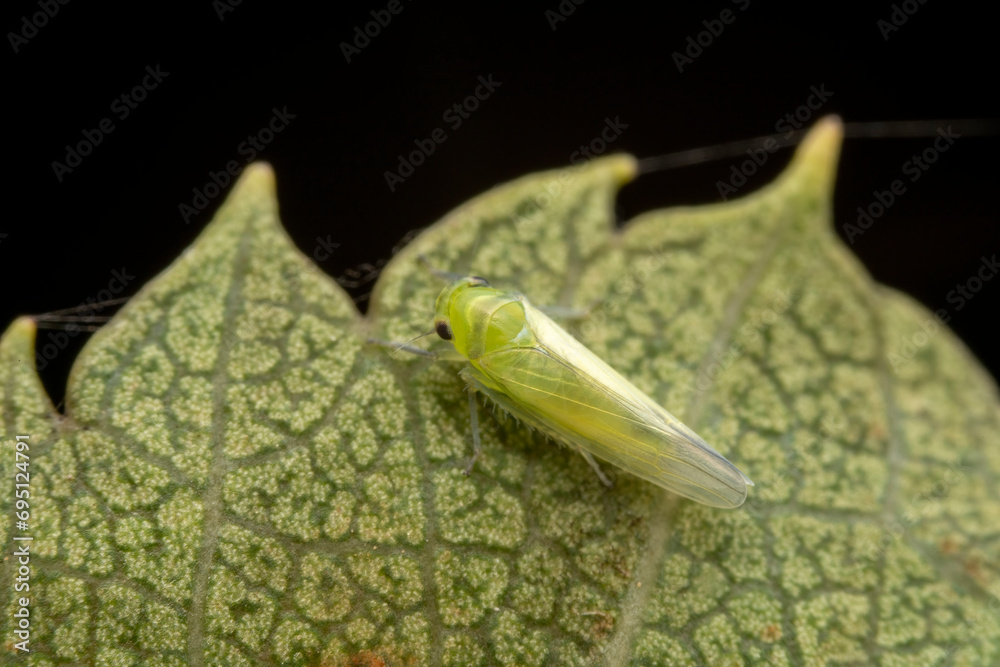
[473,300,750,508]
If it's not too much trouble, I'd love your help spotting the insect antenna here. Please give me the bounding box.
[417,254,467,282]
[396,329,438,356]
[636,118,1000,175]
[31,296,132,332]
[367,329,439,358]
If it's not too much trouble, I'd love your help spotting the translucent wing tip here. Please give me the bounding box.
[716,467,753,509]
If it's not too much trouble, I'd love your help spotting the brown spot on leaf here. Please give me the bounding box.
[314,649,414,667]
[939,536,959,555]
[581,610,615,639]
[964,557,987,585]
[347,653,387,667]
[867,422,886,441]
[761,624,782,642]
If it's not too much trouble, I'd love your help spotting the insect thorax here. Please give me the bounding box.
[450,289,535,360]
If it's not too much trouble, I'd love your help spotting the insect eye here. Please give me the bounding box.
[469,276,490,287]
[435,321,453,340]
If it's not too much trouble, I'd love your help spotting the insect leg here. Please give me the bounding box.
[465,390,483,476]
[577,449,614,487]
[460,365,614,487]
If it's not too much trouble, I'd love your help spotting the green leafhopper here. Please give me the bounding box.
[418,274,754,509]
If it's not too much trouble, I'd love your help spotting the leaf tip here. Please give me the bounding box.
[199,160,281,236]
[1,316,37,360]
[0,316,56,414]
[787,115,843,193]
[236,161,277,197]
[607,153,639,186]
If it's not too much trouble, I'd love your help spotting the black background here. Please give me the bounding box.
[6,0,998,408]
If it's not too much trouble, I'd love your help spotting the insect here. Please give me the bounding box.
[385,273,754,509]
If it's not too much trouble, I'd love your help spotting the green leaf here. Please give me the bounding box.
[2,117,998,665]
